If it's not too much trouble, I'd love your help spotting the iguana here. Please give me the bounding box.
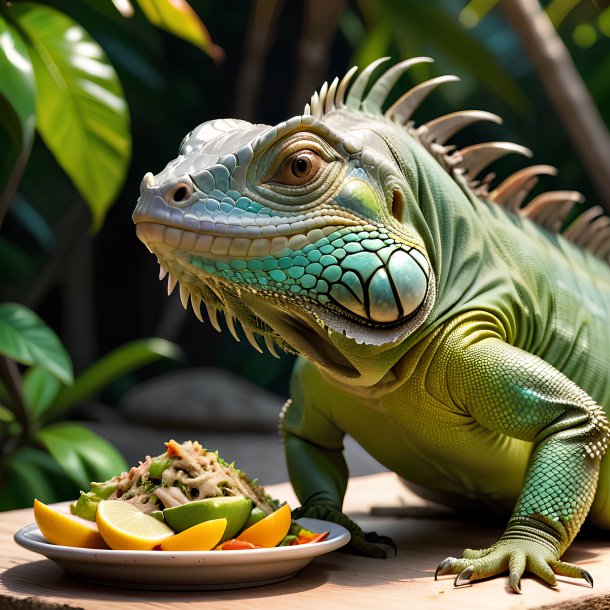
[132,57,610,592]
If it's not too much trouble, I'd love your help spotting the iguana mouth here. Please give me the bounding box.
[135,218,432,374]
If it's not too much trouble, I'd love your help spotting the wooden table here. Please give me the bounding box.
[1,473,610,609]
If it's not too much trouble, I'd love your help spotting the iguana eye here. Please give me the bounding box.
[271,151,322,186]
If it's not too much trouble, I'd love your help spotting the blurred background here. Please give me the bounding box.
[1,0,610,509]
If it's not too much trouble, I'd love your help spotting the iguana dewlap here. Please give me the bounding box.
[133,57,610,592]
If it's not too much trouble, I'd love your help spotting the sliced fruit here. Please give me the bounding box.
[235,503,291,548]
[96,500,174,550]
[33,499,106,549]
[160,518,227,551]
[162,495,252,542]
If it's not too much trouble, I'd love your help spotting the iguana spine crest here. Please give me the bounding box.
[307,57,610,264]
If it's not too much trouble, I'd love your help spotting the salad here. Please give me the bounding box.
[34,439,328,551]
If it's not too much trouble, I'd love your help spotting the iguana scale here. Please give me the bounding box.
[132,57,610,592]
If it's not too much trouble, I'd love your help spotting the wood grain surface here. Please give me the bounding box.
[1,473,609,610]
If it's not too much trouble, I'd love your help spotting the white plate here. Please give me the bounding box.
[14,518,350,591]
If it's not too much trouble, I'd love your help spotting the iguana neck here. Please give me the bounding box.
[313,135,489,390]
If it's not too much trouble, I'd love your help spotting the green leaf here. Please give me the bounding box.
[48,337,182,416]
[0,447,66,508]
[0,403,15,423]
[0,16,36,215]
[0,16,36,150]
[0,303,73,385]
[135,0,223,62]
[35,422,126,487]
[22,366,61,419]
[11,3,131,230]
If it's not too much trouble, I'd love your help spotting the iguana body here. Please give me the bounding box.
[133,58,610,591]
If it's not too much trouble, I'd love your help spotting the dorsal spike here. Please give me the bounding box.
[563,205,606,245]
[317,81,329,117]
[385,75,459,124]
[325,77,339,114]
[490,165,557,211]
[335,65,358,108]
[521,191,584,232]
[345,57,391,110]
[362,57,433,114]
[455,142,533,178]
[310,91,321,118]
[420,110,502,146]
[588,222,610,259]
[303,102,311,116]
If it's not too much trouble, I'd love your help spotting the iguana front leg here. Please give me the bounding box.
[283,426,391,557]
[436,335,609,592]
[281,359,394,557]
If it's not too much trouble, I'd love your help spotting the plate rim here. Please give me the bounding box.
[14,517,351,567]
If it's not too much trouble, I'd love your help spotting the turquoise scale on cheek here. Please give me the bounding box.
[180,157,428,323]
[186,225,430,324]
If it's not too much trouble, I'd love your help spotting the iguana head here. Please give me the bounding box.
[133,58,531,381]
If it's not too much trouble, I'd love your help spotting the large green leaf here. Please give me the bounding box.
[48,337,182,416]
[35,422,126,487]
[11,3,131,230]
[135,0,223,62]
[22,366,61,419]
[0,447,69,509]
[0,16,36,215]
[0,302,73,385]
[0,16,35,149]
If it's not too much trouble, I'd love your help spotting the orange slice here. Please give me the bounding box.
[160,518,227,551]
[235,504,291,548]
[33,499,106,548]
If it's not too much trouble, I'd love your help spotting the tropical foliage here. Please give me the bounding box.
[0,0,212,508]
[0,0,609,508]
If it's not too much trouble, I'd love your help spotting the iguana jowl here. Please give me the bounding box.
[133,57,610,592]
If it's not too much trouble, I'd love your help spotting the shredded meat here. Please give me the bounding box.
[104,440,276,514]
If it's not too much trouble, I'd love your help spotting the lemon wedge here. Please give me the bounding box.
[96,500,174,550]
[235,504,291,547]
[34,499,106,548]
[160,518,227,551]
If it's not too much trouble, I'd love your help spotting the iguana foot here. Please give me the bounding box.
[292,504,394,558]
[435,540,593,593]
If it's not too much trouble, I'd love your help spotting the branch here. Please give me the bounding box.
[500,0,610,213]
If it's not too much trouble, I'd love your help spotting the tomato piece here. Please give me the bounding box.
[291,531,329,545]
[219,538,264,550]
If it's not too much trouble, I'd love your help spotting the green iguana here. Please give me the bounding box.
[132,57,610,592]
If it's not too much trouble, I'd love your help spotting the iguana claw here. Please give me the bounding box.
[364,531,397,556]
[454,566,474,587]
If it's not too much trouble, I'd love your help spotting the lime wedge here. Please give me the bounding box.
[163,496,252,541]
